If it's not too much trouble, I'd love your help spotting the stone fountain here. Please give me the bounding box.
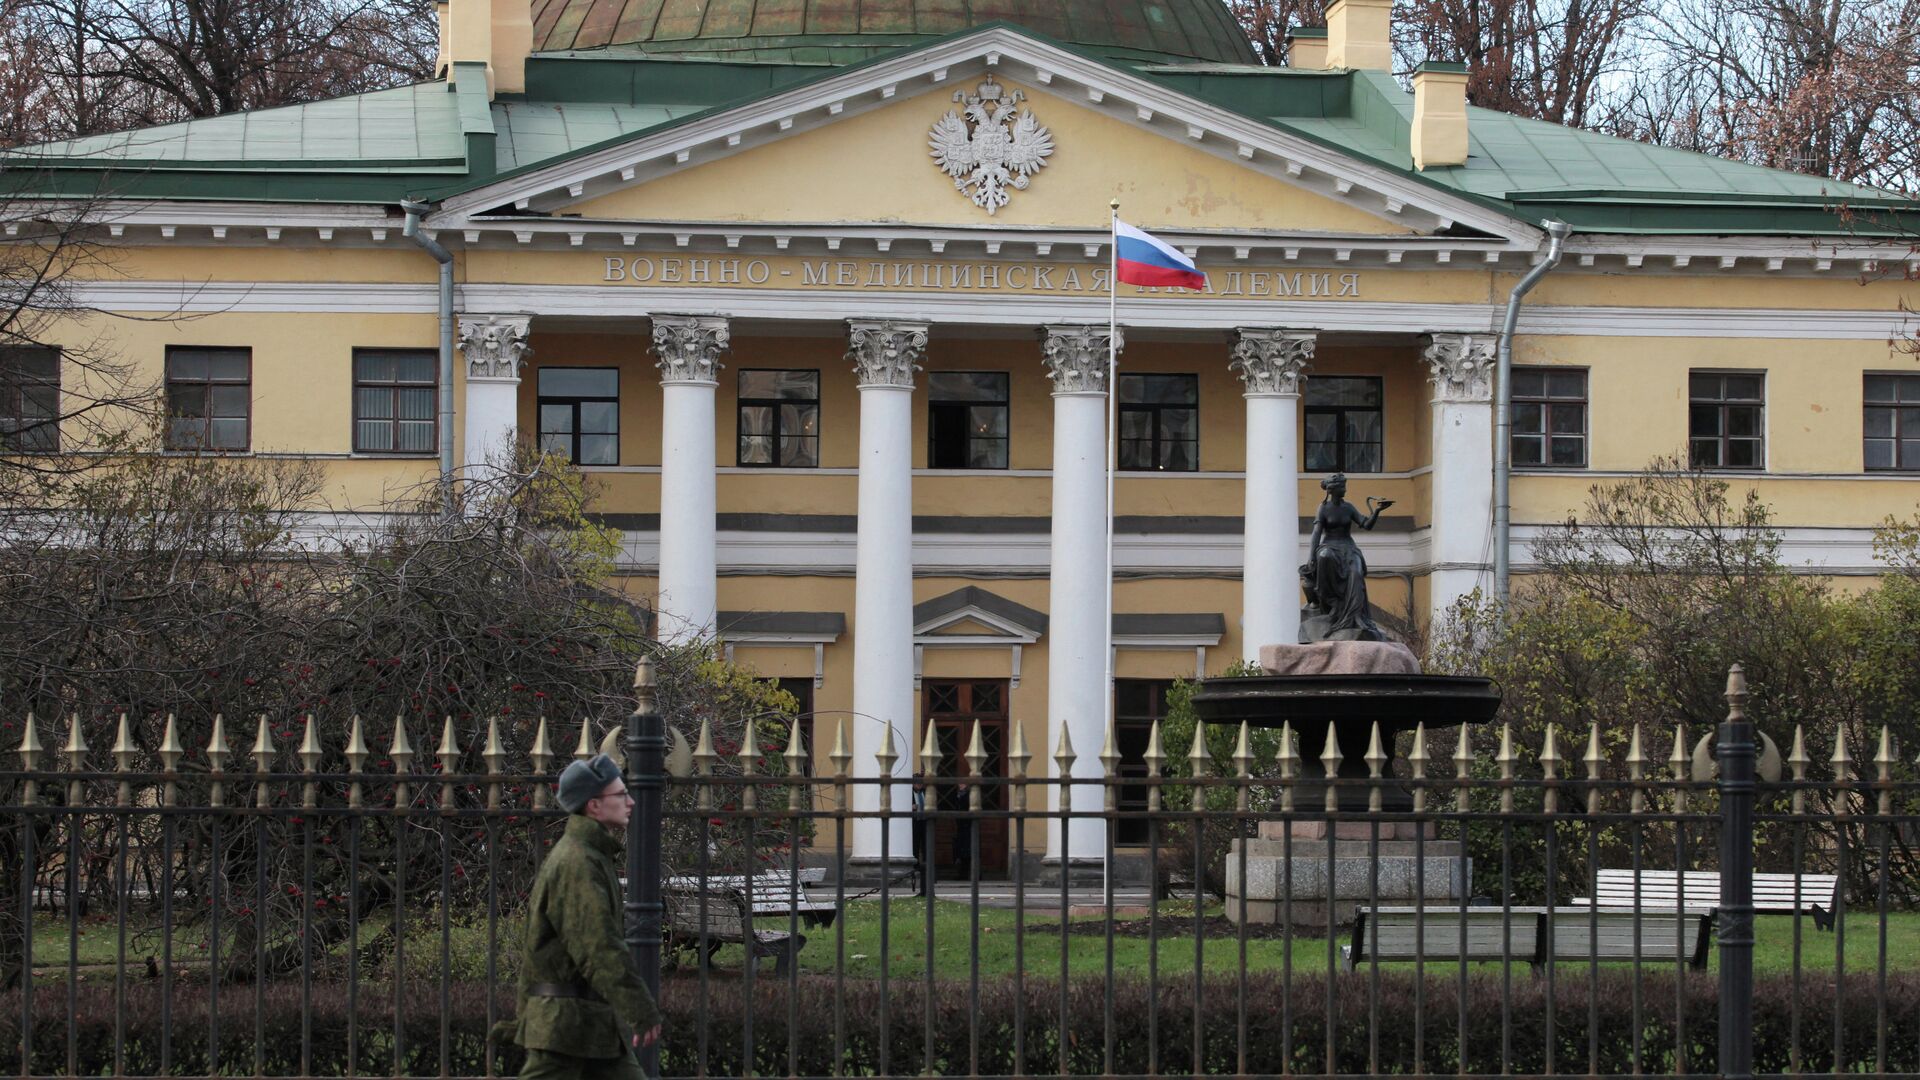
[1192,474,1501,926]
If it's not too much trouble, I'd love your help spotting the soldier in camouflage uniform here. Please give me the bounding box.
[499,753,664,1080]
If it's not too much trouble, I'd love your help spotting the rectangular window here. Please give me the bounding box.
[165,347,250,451]
[537,367,619,465]
[1304,376,1383,473]
[0,346,60,452]
[1864,373,1920,471]
[928,371,1009,469]
[1113,679,1175,844]
[1689,371,1764,470]
[737,369,819,468]
[1118,373,1199,472]
[1511,367,1588,468]
[775,677,815,776]
[353,349,437,454]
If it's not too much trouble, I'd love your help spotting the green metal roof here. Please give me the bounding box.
[527,0,1261,65]
[4,21,1914,231]
[7,81,468,172]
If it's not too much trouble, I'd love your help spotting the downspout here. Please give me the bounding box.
[401,198,457,518]
[1493,219,1570,607]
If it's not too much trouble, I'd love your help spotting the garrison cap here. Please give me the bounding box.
[556,753,623,813]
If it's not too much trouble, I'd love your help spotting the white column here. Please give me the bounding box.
[847,320,927,864]
[1231,329,1314,659]
[1041,324,1120,866]
[651,315,729,644]
[456,313,531,475]
[1423,332,1498,620]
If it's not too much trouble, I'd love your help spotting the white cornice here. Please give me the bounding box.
[64,279,1918,339]
[425,26,1532,244]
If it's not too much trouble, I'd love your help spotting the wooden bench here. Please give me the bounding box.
[1347,906,1715,971]
[664,868,839,929]
[664,879,810,976]
[1571,869,1837,930]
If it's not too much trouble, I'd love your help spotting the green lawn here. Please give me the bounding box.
[31,902,1920,984]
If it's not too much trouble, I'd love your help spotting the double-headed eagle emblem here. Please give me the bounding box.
[928,77,1054,215]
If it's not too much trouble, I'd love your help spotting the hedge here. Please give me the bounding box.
[4,969,1915,1076]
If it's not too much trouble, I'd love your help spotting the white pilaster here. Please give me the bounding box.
[1231,329,1313,659]
[1041,324,1119,866]
[651,314,729,644]
[1423,332,1497,620]
[846,320,926,863]
[456,313,531,474]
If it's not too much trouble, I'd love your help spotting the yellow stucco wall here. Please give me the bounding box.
[568,79,1413,235]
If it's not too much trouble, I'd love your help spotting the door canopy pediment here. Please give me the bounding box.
[433,26,1534,247]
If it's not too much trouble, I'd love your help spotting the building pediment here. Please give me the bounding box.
[913,586,1048,643]
[430,25,1534,246]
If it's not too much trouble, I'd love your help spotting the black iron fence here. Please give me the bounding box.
[3,663,1918,1079]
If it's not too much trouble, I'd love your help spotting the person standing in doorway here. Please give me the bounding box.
[498,753,663,1080]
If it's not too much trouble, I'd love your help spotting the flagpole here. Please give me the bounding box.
[1104,199,1119,901]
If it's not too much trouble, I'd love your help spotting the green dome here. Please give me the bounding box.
[529,0,1260,66]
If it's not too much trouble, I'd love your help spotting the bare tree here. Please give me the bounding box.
[0,175,174,505]
[1225,0,1333,65]
[1606,0,1920,191]
[4,0,437,143]
[1391,0,1651,124]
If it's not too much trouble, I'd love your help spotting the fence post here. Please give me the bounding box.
[626,657,666,1078]
[1716,663,1756,1080]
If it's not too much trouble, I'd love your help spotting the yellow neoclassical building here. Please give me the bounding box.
[8,0,1920,876]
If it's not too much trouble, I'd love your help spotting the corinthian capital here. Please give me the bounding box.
[846,320,928,389]
[651,315,730,385]
[457,313,532,381]
[1422,332,1496,403]
[1041,324,1122,395]
[1230,329,1314,396]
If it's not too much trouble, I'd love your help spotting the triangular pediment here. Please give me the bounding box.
[432,26,1532,245]
[912,586,1047,642]
[561,77,1411,235]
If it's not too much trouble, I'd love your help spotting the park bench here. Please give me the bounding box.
[1571,869,1837,930]
[664,877,814,976]
[664,868,839,928]
[1347,906,1715,971]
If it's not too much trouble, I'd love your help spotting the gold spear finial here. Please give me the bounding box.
[1233,722,1255,813]
[437,715,459,811]
[1626,723,1648,814]
[1787,724,1809,815]
[206,713,230,808]
[1321,725,1344,814]
[965,721,989,814]
[159,714,184,808]
[113,713,136,807]
[785,717,811,812]
[299,714,323,809]
[1874,726,1895,816]
[18,712,43,804]
[1276,720,1297,813]
[1188,722,1211,812]
[1538,724,1560,815]
[1006,719,1031,813]
[573,717,595,763]
[876,723,899,813]
[1584,721,1604,816]
[530,717,553,810]
[693,716,717,812]
[1670,722,1689,814]
[252,715,274,809]
[65,713,87,809]
[1409,722,1430,815]
[1367,721,1390,814]
[390,716,416,811]
[1098,716,1122,813]
[1140,719,1166,814]
[345,715,369,809]
[738,721,761,813]
[1453,724,1473,814]
[1053,724,1076,813]
[484,716,507,810]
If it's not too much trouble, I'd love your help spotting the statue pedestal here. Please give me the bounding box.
[1225,821,1470,927]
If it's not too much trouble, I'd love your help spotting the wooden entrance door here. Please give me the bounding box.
[921,679,1009,879]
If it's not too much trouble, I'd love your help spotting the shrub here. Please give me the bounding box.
[8,970,1914,1076]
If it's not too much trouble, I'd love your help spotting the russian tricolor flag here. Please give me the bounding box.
[1114,220,1207,291]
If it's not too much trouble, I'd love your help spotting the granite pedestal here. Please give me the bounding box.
[1224,820,1470,927]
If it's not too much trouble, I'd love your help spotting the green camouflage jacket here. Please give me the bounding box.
[507,815,663,1057]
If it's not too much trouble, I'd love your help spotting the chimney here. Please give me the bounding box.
[1285,26,1328,70]
[435,1,451,77]
[1410,61,1470,169]
[441,0,532,98]
[1325,0,1391,70]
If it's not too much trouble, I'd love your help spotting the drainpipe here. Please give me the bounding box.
[1493,218,1571,607]
[401,198,457,517]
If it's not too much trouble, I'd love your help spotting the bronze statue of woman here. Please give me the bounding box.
[1302,472,1393,642]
